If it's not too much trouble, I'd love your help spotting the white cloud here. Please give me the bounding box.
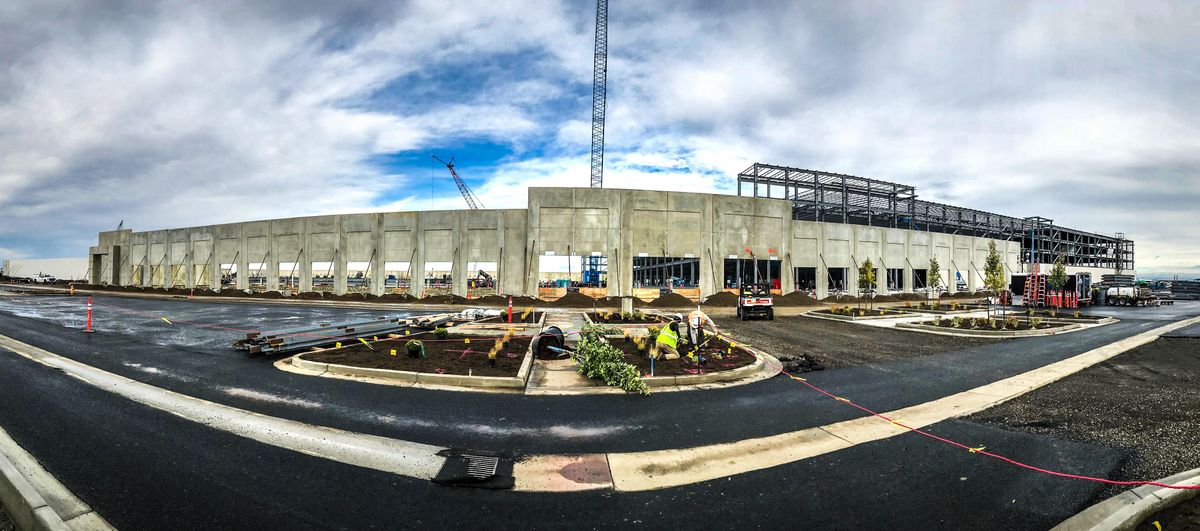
[1,0,1198,277]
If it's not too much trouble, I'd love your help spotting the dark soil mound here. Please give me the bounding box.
[644,292,697,308]
[871,294,900,303]
[776,353,825,373]
[249,291,286,299]
[326,292,368,301]
[417,294,469,305]
[776,292,820,306]
[508,295,542,306]
[549,292,600,307]
[378,293,416,302]
[896,293,926,301]
[471,294,509,305]
[702,291,739,307]
[295,291,324,300]
[822,294,861,303]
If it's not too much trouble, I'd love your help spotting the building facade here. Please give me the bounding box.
[89,187,1031,299]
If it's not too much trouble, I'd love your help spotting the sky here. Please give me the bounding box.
[1,1,1197,277]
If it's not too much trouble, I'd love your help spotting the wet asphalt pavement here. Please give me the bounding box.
[1,293,1198,529]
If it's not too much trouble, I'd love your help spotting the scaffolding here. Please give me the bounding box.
[737,162,1135,270]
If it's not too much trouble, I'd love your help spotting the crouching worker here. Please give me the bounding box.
[652,318,682,360]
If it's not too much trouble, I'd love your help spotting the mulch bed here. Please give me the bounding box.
[1024,310,1107,321]
[606,336,756,377]
[812,308,907,317]
[587,312,662,324]
[919,317,1069,331]
[899,303,982,313]
[303,333,531,377]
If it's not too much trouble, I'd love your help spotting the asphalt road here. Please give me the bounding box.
[2,295,1197,455]
[0,294,1197,529]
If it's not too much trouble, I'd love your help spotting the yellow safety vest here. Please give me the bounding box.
[656,325,678,349]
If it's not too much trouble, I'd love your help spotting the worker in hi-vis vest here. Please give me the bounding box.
[687,306,718,347]
[653,316,682,360]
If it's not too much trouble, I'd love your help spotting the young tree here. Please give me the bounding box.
[983,241,1006,318]
[858,258,876,310]
[1047,256,1068,311]
[927,257,942,302]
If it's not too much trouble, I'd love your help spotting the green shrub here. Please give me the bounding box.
[1048,310,1057,318]
[433,327,449,339]
[572,333,649,395]
[647,325,662,337]
[1030,317,1044,328]
[633,311,646,320]
[1025,308,1034,317]
[1073,311,1082,319]
[951,316,963,328]
[989,318,998,329]
[405,339,425,358]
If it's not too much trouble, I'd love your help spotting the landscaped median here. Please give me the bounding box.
[291,329,535,390]
[896,315,1084,337]
[808,306,910,321]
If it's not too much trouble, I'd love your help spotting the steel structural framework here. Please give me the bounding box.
[588,0,608,188]
[737,162,1134,271]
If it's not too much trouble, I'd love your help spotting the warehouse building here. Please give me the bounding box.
[87,163,1133,300]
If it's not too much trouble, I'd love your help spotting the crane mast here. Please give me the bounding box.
[433,155,484,210]
[589,0,608,188]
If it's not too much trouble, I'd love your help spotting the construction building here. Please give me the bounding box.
[87,163,1133,300]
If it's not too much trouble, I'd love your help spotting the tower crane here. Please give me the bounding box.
[433,155,485,210]
[589,0,608,188]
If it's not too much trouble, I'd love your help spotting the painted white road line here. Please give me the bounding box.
[0,335,448,482]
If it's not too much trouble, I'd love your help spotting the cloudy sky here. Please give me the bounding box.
[1,1,1197,276]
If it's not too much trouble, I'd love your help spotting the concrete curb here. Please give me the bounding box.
[642,352,774,387]
[0,425,112,531]
[1052,467,1200,531]
[291,340,535,391]
[895,321,1084,337]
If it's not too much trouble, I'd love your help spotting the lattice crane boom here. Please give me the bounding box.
[433,155,484,210]
[589,0,608,188]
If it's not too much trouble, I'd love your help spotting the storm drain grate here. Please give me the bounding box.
[463,454,499,480]
[432,449,514,489]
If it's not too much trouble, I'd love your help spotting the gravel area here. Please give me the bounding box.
[968,337,1200,502]
[714,314,998,369]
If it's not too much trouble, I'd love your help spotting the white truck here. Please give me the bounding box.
[1105,286,1157,306]
[31,273,57,284]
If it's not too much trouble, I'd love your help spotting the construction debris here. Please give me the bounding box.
[233,317,410,355]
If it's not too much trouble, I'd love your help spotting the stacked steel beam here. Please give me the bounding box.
[1172,280,1200,300]
[234,317,410,355]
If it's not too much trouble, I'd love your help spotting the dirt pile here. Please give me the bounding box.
[378,293,417,302]
[417,294,469,305]
[775,292,821,306]
[644,292,697,308]
[295,291,324,300]
[702,291,738,307]
[548,292,600,307]
[822,294,861,303]
[775,353,825,373]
